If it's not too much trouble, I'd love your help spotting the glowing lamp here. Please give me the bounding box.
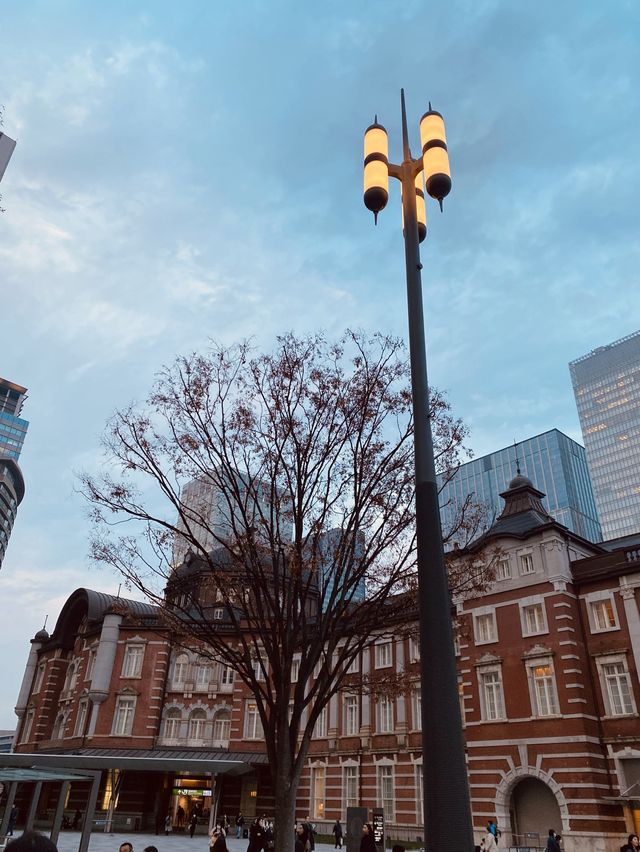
[363,117,389,223]
[419,105,451,210]
[402,173,427,243]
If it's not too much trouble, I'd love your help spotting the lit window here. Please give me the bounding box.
[590,598,618,632]
[496,558,511,581]
[527,661,558,716]
[244,701,263,739]
[521,602,547,636]
[519,553,535,575]
[479,669,505,720]
[377,696,393,733]
[112,697,135,736]
[343,765,358,810]
[375,641,392,668]
[344,695,359,735]
[311,765,326,820]
[474,612,497,644]
[122,645,144,679]
[377,765,395,820]
[74,700,89,737]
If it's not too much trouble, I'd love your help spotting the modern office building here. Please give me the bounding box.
[570,330,640,541]
[438,428,602,544]
[0,377,29,460]
[0,377,28,568]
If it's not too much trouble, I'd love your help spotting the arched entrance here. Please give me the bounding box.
[511,777,562,845]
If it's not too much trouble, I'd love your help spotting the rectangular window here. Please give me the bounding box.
[195,662,211,689]
[21,709,35,743]
[344,696,359,735]
[33,663,46,694]
[244,701,263,739]
[480,669,505,720]
[496,557,511,581]
[86,649,96,681]
[591,599,617,631]
[522,602,546,636]
[475,612,497,644]
[409,637,420,663]
[112,697,135,736]
[74,700,89,737]
[412,689,422,730]
[314,706,328,739]
[519,552,535,575]
[122,645,144,679]
[375,641,392,668]
[602,662,634,715]
[458,676,466,726]
[252,656,266,681]
[291,655,300,682]
[213,608,224,620]
[221,664,235,686]
[343,765,358,810]
[311,765,326,820]
[346,654,359,674]
[529,662,558,716]
[377,765,394,821]
[415,765,423,826]
[377,697,393,733]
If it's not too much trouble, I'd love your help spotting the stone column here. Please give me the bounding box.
[13,632,46,747]
[87,610,124,735]
[620,584,640,678]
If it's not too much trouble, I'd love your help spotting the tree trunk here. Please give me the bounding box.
[273,766,299,852]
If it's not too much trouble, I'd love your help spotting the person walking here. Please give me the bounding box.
[332,820,343,849]
[72,809,82,831]
[295,824,310,852]
[164,815,172,836]
[621,836,640,852]
[210,827,228,852]
[545,830,561,852]
[305,817,317,852]
[189,812,198,838]
[360,823,377,852]
[236,813,245,840]
[7,805,19,837]
[247,817,265,852]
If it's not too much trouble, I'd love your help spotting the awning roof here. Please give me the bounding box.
[0,768,90,782]
[1,748,268,776]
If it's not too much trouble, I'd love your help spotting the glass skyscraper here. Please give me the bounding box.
[438,429,602,545]
[0,377,29,460]
[570,330,640,541]
[0,376,28,568]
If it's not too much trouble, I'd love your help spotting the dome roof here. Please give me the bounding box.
[33,629,49,642]
[507,473,535,490]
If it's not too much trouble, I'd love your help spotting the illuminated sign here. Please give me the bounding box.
[172,788,212,797]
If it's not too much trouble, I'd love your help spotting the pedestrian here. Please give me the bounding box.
[265,822,274,852]
[332,820,343,849]
[189,812,198,838]
[119,843,133,852]
[6,831,58,852]
[164,814,172,836]
[7,805,19,836]
[177,805,185,827]
[71,809,82,831]
[247,817,266,852]
[236,812,245,839]
[484,832,498,852]
[144,846,159,852]
[210,827,228,852]
[545,831,560,852]
[305,817,317,852]
[360,823,377,852]
[621,836,640,852]
[295,824,310,852]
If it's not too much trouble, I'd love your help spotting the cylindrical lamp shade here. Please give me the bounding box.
[420,108,451,209]
[402,173,427,243]
[363,119,389,222]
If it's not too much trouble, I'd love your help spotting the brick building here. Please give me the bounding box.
[9,474,640,851]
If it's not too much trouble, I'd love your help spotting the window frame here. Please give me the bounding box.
[343,695,359,735]
[74,699,89,737]
[525,656,559,717]
[473,609,498,645]
[377,696,394,733]
[244,700,263,740]
[112,695,136,736]
[596,654,637,717]
[377,763,395,821]
[477,665,506,721]
[121,644,145,679]
[343,764,359,812]
[587,593,619,634]
[518,549,535,575]
[496,556,512,581]
[519,598,549,637]
[375,639,393,669]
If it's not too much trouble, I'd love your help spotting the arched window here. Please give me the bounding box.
[63,662,77,694]
[213,710,231,744]
[173,654,190,686]
[195,658,212,690]
[52,712,66,740]
[164,709,182,741]
[188,709,207,741]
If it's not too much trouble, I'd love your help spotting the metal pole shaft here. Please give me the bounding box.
[400,160,474,852]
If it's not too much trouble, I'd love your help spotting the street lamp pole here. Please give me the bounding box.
[363,90,474,852]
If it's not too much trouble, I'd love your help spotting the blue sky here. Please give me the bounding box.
[0,0,638,727]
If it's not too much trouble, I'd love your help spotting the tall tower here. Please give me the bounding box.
[0,376,28,568]
[570,330,640,541]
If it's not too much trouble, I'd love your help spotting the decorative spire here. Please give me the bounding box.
[514,439,521,475]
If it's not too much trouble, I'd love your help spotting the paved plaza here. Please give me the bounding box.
[6,833,342,852]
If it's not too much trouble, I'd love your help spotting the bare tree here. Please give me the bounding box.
[81,330,483,852]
